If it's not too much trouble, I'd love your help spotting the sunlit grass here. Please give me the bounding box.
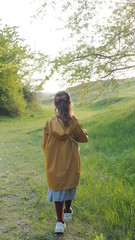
[0,80,135,239]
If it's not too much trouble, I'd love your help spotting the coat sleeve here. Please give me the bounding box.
[41,122,49,151]
[72,118,88,143]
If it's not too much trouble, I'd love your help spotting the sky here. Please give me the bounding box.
[1,0,127,93]
[0,0,68,92]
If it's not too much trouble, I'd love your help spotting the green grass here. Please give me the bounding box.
[0,80,135,239]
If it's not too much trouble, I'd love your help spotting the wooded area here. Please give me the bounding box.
[0,0,134,115]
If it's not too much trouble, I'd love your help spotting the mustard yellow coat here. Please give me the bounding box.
[41,115,88,190]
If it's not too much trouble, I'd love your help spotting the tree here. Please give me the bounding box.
[0,26,27,115]
[36,0,135,96]
[23,84,37,107]
[0,25,48,116]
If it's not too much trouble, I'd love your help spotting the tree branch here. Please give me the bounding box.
[54,52,135,67]
[101,65,135,79]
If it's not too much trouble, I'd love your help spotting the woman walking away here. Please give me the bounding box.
[41,91,88,233]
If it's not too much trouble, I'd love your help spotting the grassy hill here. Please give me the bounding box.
[0,79,135,240]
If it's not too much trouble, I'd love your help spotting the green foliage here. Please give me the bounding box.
[0,26,27,116]
[0,25,48,116]
[23,84,37,107]
[36,0,135,96]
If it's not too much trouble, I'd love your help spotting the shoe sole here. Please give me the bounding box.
[55,230,64,234]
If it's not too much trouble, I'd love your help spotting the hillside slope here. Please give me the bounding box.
[0,79,135,240]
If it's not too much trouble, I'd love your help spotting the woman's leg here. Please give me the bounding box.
[55,201,64,223]
[64,200,72,213]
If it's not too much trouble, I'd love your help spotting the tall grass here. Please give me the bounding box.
[74,90,135,239]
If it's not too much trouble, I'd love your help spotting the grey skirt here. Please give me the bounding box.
[46,187,76,202]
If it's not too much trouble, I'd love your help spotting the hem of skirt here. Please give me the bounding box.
[46,196,76,202]
[46,187,77,202]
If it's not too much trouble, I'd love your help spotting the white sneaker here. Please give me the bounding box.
[55,222,66,233]
[64,208,73,222]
